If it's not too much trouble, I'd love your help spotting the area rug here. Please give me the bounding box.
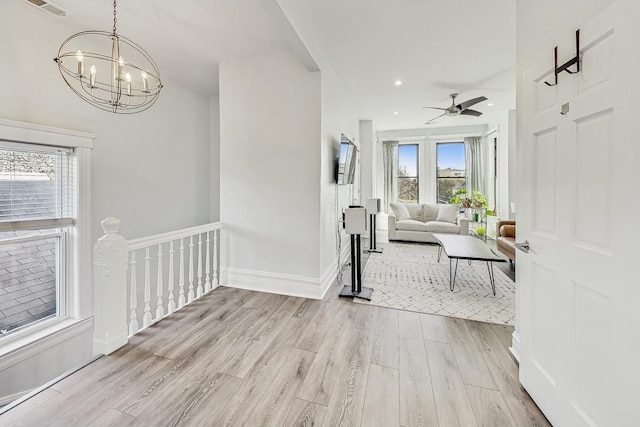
[355,242,515,325]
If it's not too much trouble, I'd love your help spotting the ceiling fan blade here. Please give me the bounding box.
[460,109,483,117]
[422,107,448,110]
[456,96,488,111]
[426,113,447,124]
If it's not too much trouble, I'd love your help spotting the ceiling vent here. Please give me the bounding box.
[25,0,68,16]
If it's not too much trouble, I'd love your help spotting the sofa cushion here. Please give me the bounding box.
[423,204,439,222]
[390,202,410,220]
[435,204,459,224]
[425,221,459,233]
[500,225,516,238]
[404,203,424,221]
[396,219,428,232]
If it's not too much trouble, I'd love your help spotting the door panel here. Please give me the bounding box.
[532,127,558,236]
[518,4,618,426]
[574,109,613,252]
[571,281,610,427]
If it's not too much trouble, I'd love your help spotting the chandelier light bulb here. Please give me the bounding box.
[89,64,97,87]
[76,50,84,75]
[141,71,148,92]
[125,72,132,95]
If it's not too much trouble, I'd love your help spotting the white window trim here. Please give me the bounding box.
[0,119,94,360]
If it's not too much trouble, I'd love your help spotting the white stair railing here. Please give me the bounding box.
[93,217,224,355]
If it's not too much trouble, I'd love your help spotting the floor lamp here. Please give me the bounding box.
[364,198,382,254]
[339,207,373,301]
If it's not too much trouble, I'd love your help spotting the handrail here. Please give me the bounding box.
[127,222,223,251]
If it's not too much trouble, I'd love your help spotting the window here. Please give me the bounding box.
[436,142,465,203]
[0,143,75,337]
[398,144,419,203]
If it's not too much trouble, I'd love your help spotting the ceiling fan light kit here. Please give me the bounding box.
[423,93,488,124]
[53,0,163,114]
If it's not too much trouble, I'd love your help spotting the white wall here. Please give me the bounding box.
[0,0,212,401]
[486,111,512,219]
[210,95,221,222]
[319,70,357,275]
[219,50,322,281]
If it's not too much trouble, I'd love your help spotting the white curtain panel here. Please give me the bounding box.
[464,136,485,196]
[382,140,399,212]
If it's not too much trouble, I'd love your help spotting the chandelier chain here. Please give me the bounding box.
[112,0,117,34]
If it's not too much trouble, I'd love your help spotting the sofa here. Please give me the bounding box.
[388,202,470,244]
[496,220,516,262]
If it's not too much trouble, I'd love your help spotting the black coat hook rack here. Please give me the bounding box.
[545,29,581,86]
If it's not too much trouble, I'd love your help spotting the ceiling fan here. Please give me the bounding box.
[423,93,488,124]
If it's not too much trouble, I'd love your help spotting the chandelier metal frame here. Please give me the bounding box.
[54,0,163,114]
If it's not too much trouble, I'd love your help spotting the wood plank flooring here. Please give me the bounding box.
[0,285,551,427]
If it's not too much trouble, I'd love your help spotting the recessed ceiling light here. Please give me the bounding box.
[394,111,399,115]
[487,103,494,107]
[394,80,402,86]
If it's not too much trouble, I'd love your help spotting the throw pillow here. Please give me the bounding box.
[423,204,439,222]
[500,224,516,238]
[435,204,459,224]
[404,203,424,221]
[389,202,410,220]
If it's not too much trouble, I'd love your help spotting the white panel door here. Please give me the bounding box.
[517,4,623,426]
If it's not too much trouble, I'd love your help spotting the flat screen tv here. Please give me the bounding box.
[335,134,357,185]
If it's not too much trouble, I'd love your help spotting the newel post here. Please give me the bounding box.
[93,217,129,355]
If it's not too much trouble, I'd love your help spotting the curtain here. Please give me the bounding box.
[382,140,399,212]
[464,136,485,196]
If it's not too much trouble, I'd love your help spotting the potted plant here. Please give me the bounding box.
[449,189,471,208]
[470,191,488,209]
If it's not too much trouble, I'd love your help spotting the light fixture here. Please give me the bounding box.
[394,111,399,115]
[394,80,402,86]
[487,103,494,107]
[54,0,162,114]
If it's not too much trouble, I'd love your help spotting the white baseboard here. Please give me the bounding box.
[510,330,521,363]
[223,267,326,300]
[221,246,352,301]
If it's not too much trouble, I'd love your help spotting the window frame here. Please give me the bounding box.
[397,143,420,203]
[0,119,94,357]
[435,141,466,204]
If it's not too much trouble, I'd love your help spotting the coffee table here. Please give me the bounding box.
[432,233,506,295]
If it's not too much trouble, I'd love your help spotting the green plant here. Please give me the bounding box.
[486,210,495,216]
[470,190,488,209]
[448,188,469,207]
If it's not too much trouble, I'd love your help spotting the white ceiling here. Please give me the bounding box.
[44,0,516,131]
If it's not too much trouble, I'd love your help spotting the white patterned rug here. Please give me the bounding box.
[355,242,515,325]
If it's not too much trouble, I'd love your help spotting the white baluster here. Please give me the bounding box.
[212,230,219,287]
[196,233,203,298]
[167,241,176,313]
[156,243,165,320]
[178,238,186,308]
[129,252,139,336]
[188,236,195,302]
[204,231,211,293]
[143,247,152,328]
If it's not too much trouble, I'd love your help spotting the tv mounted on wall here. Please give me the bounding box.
[335,134,357,185]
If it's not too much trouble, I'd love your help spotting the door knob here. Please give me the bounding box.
[515,240,530,253]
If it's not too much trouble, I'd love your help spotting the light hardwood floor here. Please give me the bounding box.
[0,285,551,426]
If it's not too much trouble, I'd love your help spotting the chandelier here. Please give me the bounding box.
[54,0,162,114]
